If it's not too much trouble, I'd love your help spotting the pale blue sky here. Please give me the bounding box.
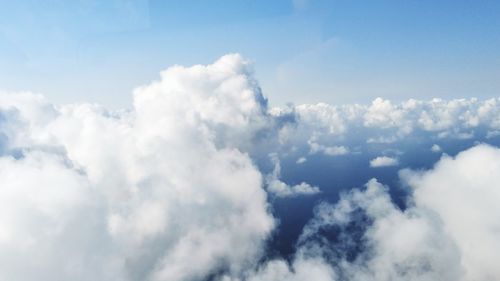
[1,0,499,108]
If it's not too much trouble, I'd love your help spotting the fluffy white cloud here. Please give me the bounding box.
[431,144,442,153]
[238,144,500,281]
[0,54,274,281]
[402,144,500,280]
[369,156,399,167]
[2,54,500,281]
[276,96,500,149]
[266,153,320,197]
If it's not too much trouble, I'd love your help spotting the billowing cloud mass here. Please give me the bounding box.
[1,54,500,281]
[0,54,274,281]
[233,145,500,281]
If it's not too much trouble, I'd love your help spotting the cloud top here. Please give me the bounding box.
[0,54,275,281]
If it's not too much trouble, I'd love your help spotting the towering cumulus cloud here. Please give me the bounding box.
[0,54,274,281]
[1,54,500,281]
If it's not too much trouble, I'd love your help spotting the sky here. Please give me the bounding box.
[1,0,499,108]
[2,2,500,281]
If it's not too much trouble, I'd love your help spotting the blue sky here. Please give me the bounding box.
[1,0,499,108]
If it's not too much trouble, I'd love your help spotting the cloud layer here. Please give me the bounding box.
[233,145,500,281]
[1,54,500,280]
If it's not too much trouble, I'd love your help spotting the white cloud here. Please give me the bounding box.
[267,181,320,198]
[369,156,399,167]
[266,154,320,198]
[305,133,350,157]
[0,54,275,281]
[237,144,500,281]
[431,144,442,153]
[276,97,500,148]
[309,140,349,156]
[366,135,398,144]
[2,54,500,281]
[296,157,307,164]
[401,144,500,280]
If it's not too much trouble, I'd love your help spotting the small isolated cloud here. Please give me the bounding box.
[431,144,442,153]
[266,154,320,197]
[296,157,307,164]
[309,140,349,156]
[268,181,321,198]
[323,145,349,156]
[370,156,399,167]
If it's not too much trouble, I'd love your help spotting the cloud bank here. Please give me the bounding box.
[1,54,500,280]
[280,96,500,151]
